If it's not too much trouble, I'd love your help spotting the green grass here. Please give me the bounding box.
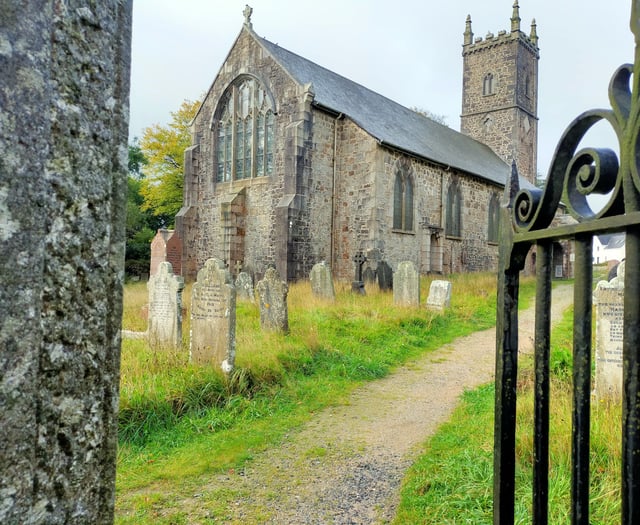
[116,272,530,521]
[395,297,621,524]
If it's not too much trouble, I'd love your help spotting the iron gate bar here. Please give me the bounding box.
[623,229,640,524]
[533,241,552,525]
[571,236,593,525]
[494,3,640,523]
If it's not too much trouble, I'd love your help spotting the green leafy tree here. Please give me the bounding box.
[139,99,201,223]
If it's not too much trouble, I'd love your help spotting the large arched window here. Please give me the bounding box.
[393,163,414,232]
[215,77,274,182]
[445,181,462,237]
[488,192,500,243]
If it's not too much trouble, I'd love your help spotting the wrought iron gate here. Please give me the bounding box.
[494,2,640,523]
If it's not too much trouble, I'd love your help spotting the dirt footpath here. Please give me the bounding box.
[180,284,574,524]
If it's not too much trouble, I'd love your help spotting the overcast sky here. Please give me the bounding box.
[130,0,634,179]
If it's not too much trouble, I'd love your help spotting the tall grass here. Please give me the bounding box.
[116,272,514,504]
[395,300,622,523]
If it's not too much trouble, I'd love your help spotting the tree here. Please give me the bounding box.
[410,106,449,127]
[139,99,201,223]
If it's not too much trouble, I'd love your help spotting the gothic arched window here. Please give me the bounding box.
[488,192,500,243]
[393,164,414,232]
[446,181,462,237]
[483,72,495,96]
[215,77,275,182]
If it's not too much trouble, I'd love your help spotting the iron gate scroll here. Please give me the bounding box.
[494,2,640,523]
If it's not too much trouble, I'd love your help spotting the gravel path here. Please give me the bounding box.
[173,284,574,524]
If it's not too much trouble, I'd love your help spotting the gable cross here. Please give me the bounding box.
[243,5,253,28]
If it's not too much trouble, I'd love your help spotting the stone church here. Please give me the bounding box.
[176,3,539,282]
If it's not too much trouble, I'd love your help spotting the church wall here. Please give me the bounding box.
[180,29,317,281]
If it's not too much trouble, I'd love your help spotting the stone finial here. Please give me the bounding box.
[530,18,539,46]
[503,160,520,208]
[243,4,253,28]
[511,0,521,32]
[464,14,474,45]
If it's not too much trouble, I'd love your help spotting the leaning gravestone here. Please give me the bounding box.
[235,271,255,302]
[393,261,420,306]
[147,262,184,349]
[363,266,376,285]
[190,258,236,372]
[0,5,132,523]
[426,280,452,311]
[310,260,335,300]
[256,267,289,332]
[377,260,393,291]
[594,261,625,401]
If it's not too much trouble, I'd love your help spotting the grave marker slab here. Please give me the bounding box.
[310,261,335,300]
[377,260,393,291]
[147,262,184,348]
[235,271,255,302]
[426,280,452,311]
[190,258,236,371]
[393,261,420,306]
[594,262,625,401]
[256,268,289,332]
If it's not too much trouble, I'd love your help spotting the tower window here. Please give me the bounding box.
[483,73,495,96]
[215,77,275,182]
[393,164,414,232]
[446,181,462,237]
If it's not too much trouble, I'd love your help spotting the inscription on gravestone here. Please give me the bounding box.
[190,258,236,372]
[147,262,184,349]
[594,262,625,401]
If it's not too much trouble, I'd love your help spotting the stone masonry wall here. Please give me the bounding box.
[461,31,538,184]
[0,3,131,523]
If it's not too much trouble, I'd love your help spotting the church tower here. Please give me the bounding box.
[460,1,539,184]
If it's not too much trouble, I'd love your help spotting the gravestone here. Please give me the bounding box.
[363,266,377,285]
[377,260,393,291]
[190,258,236,372]
[393,261,420,306]
[147,262,184,348]
[150,229,183,277]
[0,4,132,523]
[352,252,367,294]
[256,267,289,332]
[594,261,625,401]
[310,261,335,300]
[235,271,255,302]
[426,280,452,311]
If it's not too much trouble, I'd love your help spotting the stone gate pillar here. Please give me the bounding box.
[0,3,132,523]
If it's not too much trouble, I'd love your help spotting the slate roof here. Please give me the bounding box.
[258,34,534,190]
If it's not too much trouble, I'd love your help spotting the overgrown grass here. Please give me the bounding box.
[395,298,622,523]
[116,272,531,521]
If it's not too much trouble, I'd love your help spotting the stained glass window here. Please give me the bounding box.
[215,77,274,182]
[393,165,413,232]
[446,181,462,237]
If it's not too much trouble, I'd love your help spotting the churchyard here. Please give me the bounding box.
[117,271,500,520]
[115,266,621,522]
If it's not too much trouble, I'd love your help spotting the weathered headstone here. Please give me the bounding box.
[393,261,420,306]
[426,280,452,311]
[352,252,367,294]
[0,4,132,523]
[256,267,289,332]
[363,266,377,285]
[147,262,184,348]
[377,260,393,291]
[235,271,255,302]
[310,261,335,300]
[190,258,236,372]
[150,229,183,277]
[594,261,625,401]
